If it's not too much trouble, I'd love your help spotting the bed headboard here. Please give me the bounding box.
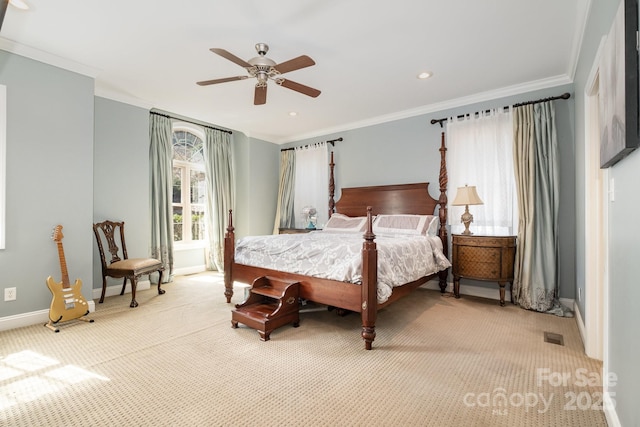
[335,183,439,217]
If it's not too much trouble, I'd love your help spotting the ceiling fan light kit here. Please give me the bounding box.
[197,43,321,105]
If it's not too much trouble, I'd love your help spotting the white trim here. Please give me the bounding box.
[172,121,205,139]
[0,301,95,332]
[574,301,587,350]
[604,392,622,427]
[423,279,511,304]
[424,280,575,310]
[0,84,5,249]
[94,89,154,111]
[91,280,151,300]
[259,75,573,144]
[173,265,207,276]
[583,36,607,361]
[566,0,593,80]
[584,36,618,426]
[0,37,99,78]
[173,241,207,250]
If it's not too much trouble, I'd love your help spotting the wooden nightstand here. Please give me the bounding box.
[451,234,516,306]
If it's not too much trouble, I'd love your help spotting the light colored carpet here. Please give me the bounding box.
[0,272,605,426]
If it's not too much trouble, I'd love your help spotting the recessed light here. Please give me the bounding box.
[417,71,432,80]
[289,111,297,117]
[10,0,29,10]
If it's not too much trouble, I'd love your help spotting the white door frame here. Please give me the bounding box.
[583,37,608,363]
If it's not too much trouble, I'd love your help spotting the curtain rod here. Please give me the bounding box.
[429,92,571,128]
[280,137,343,152]
[150,110,232,134]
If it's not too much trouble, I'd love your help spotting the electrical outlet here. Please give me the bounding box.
[4,287,16,301]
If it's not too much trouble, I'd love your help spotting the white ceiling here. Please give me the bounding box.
[0,0,590,144]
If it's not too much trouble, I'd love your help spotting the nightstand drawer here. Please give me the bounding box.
[458,261,500,279]
[457,246,500,265]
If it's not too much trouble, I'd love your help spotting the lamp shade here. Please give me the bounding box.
[452,185,484,206]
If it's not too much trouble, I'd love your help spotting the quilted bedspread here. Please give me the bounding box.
[235,231,451,303]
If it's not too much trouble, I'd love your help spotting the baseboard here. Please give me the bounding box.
[575,303,622,425]
[604,392,621,427]
[0,300,96,332]
[0,280,150,332]
[573,301,587,351]
[91,280,151,300]
[423,280,576,311]
[423,280,512,303]
[559,297,576,310]
[173,265,207,276]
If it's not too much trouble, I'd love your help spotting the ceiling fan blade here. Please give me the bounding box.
[274,55,316,74]
[210,48,253,68]
[254,85,267,105]
[279,79,321,98]
[197,76,249,86]
[0,0,8,32]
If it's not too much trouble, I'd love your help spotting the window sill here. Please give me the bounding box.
[174,241,207,251]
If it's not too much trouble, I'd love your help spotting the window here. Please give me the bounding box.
[447,110,518,236]
[172,125,206,244]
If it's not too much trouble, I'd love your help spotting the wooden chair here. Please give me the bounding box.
[93,220,165,308]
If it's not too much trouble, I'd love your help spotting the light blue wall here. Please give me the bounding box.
[574,1,640,425]
[233,133,280,238]
[93,99,280,274]
[0,52,94,316]
[573,0,618,325]
[93,97,152,289]
[246,136,280,235]
[286,84,576,299]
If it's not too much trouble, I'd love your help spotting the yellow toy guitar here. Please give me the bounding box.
[45,225,93,332]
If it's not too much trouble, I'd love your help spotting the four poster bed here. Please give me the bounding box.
[223,136,450,349]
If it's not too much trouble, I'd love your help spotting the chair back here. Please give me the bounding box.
[93,221,129,270]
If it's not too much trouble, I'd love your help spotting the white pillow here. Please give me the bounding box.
[425,215,439,236]
[373,214,438,236]
[323,213,368,233]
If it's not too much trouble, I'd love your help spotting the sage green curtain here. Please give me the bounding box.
[203,128,235,271]
[272,150,296,234]
[149,114,174,282]
[512,102,570,316]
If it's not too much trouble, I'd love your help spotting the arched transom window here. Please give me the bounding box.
[172,125,206,244]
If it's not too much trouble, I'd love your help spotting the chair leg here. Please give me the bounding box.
[99,276,108,303]
[157,270,165,295]
[120,278,127,296]
[129,277,138,308]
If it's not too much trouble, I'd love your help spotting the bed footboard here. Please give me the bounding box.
[223,208,380,349]
[360,207,377,350]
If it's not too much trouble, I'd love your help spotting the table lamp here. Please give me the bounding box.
[452,185,483,235]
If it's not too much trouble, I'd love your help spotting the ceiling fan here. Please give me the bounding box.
[197,43,321,105]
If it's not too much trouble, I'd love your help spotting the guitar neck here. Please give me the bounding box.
[56,241,71,287]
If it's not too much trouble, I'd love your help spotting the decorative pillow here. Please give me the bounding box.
[323,213,368,233]
[425,215,439,236]
[373,214,438,236]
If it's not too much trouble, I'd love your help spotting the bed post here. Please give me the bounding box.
[437,132,449,293]
[224,209,235,303]
[328,151,336,219]
[361,207,377,350]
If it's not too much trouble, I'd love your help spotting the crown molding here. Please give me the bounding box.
[280,74,574,144]
[94,86,154,110]
[0,37,99,78]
